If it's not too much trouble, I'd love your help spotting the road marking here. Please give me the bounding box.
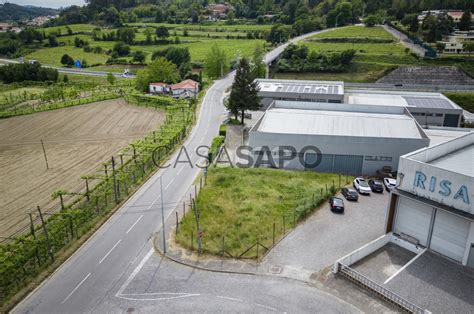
[61,272,91,304]
[126,215,144,234]
[99,239,121,264]
[383,248,427,284]
[118,293,200,301]
[116,248,154,297]
[177,167,184,176]
[216,296,243,302]
[255,303,277,311]
[164,177,175,190]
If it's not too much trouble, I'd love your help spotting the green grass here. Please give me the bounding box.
[275,62,394,83]
[176,167,346,257]
[444,92,474,112]
[127,22,272,32]
[0,87,45,98]
[310,25,395,40]
[42,24,98,35]
[25,46,109,67]
[304,41,407,55]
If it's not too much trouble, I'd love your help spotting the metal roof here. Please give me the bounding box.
[429,144,474,176]
[403,97,455,109]
[256,79,344,95]
[257,108,423,139]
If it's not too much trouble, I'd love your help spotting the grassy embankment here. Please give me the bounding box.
[176,167,349,258]
[275,25,474,82]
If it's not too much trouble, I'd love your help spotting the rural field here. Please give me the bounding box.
[0,99,165,238]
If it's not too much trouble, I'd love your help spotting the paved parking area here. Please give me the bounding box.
[262,189,389,272]
[385,250,474,313]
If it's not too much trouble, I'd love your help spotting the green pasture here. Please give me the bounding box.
[126,22,272,32]
[310,25,395,40]
[42,24,98,35]
[25,46,109,66]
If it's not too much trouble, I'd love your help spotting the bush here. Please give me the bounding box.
[208,136,225,162]
[219,124,227,137]
[0,63,58,83]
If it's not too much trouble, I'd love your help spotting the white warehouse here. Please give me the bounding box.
[386,132,474,266]
[256,79,464,127]
[248,101,430,175]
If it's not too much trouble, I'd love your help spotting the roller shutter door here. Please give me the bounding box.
[394,197,433,246]
[333,155,363,175]
[305,153,333,172]
[430,210,469,262]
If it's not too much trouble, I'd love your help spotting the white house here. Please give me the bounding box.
[170,79,199,99]
[149,82,170,95]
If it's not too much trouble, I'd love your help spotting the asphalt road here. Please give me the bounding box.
[13,29,355,313]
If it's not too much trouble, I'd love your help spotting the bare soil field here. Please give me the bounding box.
[0,99,165,238]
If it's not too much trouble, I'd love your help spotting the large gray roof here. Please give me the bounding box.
[403,96,455,109]
[256,79,344,95]
[256,108,424,139]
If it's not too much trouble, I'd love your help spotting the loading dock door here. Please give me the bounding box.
[305,153,333,172]
[430,210,470,263]
[394,197,433,247]
[333,155,363,175]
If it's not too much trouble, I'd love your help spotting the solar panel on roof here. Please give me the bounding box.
[403,97,454,109]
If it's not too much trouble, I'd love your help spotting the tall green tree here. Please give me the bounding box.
[204,44,228,79]
[227,58,260,124]
[156,26,169,41]
[459,10,472,31]
[135,57,179,92]
[251,44,267,78]
[107,72,116,85]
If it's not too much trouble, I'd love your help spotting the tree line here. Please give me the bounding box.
[0,63,58,84]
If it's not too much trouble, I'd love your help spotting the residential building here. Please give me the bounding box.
[149,82,170,95]
[170,79,199,99]
[439,30,474,53]
[0,23,12,32]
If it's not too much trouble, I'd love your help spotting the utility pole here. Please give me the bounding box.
[192,198,202,254]
[160,176,166,253]
[111,157,119,204]
[40,138,49,170]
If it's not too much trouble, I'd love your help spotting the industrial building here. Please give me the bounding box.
[256,79,344,108]
[248,101,430,175]
[255,79,464,127]
[387,132,473,266]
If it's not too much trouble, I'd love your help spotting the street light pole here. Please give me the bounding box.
[160,176,166,253]
[335,13,342,28]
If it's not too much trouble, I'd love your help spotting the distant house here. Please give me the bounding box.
[207,3,233,18]
[0,23,12,32]
[447,10,464,25]
[439,30,474,53]
[171,79,199,98]
[149,82,170,94]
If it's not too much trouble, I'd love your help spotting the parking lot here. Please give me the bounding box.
[262,186,389,272]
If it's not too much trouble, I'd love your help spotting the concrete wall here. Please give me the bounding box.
[248,131,429,175]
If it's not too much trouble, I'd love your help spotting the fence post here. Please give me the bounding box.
[192,199,202,254]
[183,201,186,217]
[273,222,275,247]
[222,236,225,257]
[256,240,259,262]
[191,231,194,250]
[59,193,64,211]
[293,208,296,226]
[29,213,41,266]
[338,174,341,188]
[325,184,328,194]
[111,157,119,204]
[37,206,54,262]
[85,179,90,201]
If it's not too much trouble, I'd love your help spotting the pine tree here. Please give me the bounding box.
[459,10,471,31]
[227,58,260,125]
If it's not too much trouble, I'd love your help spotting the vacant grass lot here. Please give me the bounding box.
[310,25,395,40]
[444,92,474,112]
[42,23,98,35]
[25,46,109,66]
[127,22,272,32]
[175,167,344,257]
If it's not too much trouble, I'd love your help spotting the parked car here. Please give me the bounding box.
[341,187,359,201]
[384,177,397,191]
[329,197,345,213]
[368,179,384,193]
[353,177,371,195]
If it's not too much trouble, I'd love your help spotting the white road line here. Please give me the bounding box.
[61,272,91,304]
[216,296,243,302]
[383,248,427,285]
[99,239,121,264]
[116,248,154,297]
[177,167,184,176]
[164,177,175,190]
[255,303,277,311]
[126,215,144,234]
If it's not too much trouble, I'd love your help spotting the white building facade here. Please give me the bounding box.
[386,132,474,267]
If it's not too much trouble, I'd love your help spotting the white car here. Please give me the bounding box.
[353,177,371,195]
[383,177,397,191]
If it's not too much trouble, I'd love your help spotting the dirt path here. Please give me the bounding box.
[0,99,165,238]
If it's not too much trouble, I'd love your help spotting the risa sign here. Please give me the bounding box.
[414,171,470,205]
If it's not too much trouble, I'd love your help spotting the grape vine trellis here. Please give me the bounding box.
[0,93,195,307]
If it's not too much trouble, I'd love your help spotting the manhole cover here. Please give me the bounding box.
[269,265,283,274]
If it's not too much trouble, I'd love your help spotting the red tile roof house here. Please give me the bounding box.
[170,79,199,99]
[149,82,170,94]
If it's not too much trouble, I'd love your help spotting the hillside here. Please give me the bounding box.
[0,3,58,22]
